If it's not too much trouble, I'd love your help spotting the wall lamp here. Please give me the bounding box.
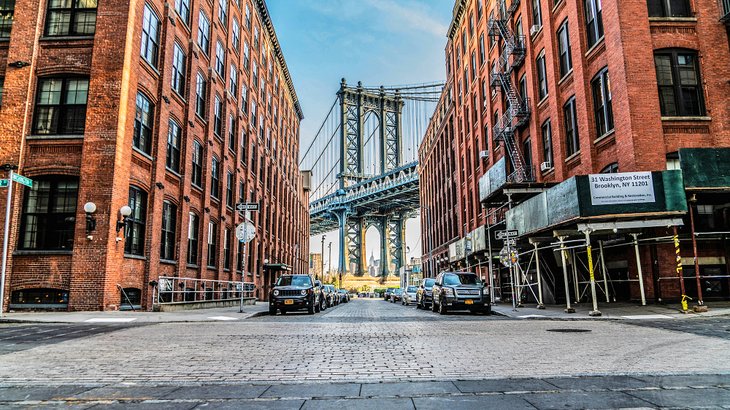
[83,202,97,238]
[8,61,30,68]
[116,205,132,233]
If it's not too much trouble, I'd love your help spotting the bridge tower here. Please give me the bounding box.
[334,79,405,278]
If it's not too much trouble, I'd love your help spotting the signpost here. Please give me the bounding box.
[0,180,8,188]
[496,229,519,311]
[495,230,518,240]
[1,167,29,318]
[236,203,259,313]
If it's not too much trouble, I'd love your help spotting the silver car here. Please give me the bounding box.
[402,285,418,305]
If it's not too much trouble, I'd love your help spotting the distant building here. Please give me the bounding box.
[309,254,323,279]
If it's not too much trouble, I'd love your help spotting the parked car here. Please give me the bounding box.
[338,289,350,303]
[390,288,403,303]
[402,285,418,305]
[315,280,327,311]
[384,288,394,301]
[322,284,338,307]
[269,274,322,315]
[416,278,436,309]
[431,272,490,315]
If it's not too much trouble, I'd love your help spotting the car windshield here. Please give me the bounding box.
[424,278,435,287]
[394,289,403,294]
[276,276,312,287]
[443,273,481,286]
[407,286,417,292]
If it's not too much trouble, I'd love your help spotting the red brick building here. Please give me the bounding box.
[420,0,730,306]
[0,0,309,311]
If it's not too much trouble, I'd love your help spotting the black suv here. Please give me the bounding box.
[416,277,436,309]
[269,274,321,315]
[431,272,490,315]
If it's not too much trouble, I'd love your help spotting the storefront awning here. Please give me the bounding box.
[679,148,730,192]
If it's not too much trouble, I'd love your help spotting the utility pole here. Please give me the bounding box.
[320,235,325,281]
[0,163,19,318]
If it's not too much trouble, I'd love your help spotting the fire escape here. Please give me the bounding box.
[488,0,532,182]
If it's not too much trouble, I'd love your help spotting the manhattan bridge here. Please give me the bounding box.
[300,79,442,278]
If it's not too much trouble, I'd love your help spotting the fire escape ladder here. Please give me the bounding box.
[488,0,532,183]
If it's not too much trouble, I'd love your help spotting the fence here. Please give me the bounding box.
[154,276,255,305]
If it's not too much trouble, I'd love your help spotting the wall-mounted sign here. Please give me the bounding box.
[589,172,655,206]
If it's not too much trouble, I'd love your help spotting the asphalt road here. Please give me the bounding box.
[1,298,729,409]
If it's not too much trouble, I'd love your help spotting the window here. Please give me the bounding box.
[19,176,78,250]
[252,61,258,89]
[125,186,147,256]
[228,115,236,151]
[541,119,553,165]
[585,0,603,48]
[0,0,15,38]
[223,227,231,270]
[140,4,160,67]
[213,95,223,137]
[11,288,68,306]
[0,76,4,106]
[174,0,189,24]
[654,49,705,117]
[226,171,233,207]
[243,42,250,70]
[191,140,203,187]
[133,92,153,153]
[207,221,217,267]
[557,20,572,78]
[647,0,690,17]
[600,162,619,173]
[232,18,240,52]
[536,50,548,100]
[187,212,199,265]
[217,0,227,25]
[166,119,181,172]
[478,33,485,65]
[215,41,225,78]
[195,73,207,119]
[211,156,220,198]
[477,0,483,19]
[522,137,533,179]
[160,201,177,260]
[253,26,259,49]
[45,0,97,36]
[197,11,210,55]
[519,74,528,105]
[171,43,186,96]
[470,52,476,81]
[33,77,89,135]
[532,0,542,28]
[591,67,614,138]
[244,4,251,29]
[241,83,248,113]
[240,129,247,164]
[229,64,238,97]
[564,97,580,156]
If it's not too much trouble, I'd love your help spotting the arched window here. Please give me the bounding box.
[124,186,147,256]
[19,176,78,250]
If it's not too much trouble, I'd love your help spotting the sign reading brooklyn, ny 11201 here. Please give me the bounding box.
[588,172,655,206]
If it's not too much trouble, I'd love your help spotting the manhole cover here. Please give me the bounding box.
[546,328,592,333]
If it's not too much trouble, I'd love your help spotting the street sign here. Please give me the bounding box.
[505,238,517,247]
[0,179,7,188]
[11,173,32,188]
[495,230,518,240]
[235,202,259,212]
[235,221,256,243]
[499,246,519,267]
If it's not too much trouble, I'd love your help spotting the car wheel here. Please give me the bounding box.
[483,306,492,315]
[431,299,438,312]
[269,306,276,315]
[438,299,448,315]
[307,305,314,314]
[416,299,421,309]
[315,302,321,313]
[280,309,286,315]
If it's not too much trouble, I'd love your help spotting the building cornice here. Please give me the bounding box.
[447,0,467,40]
[254,0,304,120]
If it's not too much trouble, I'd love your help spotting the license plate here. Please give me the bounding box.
[284,299,294,305]
[465,299,474,305]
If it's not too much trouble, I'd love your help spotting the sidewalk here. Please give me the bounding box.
[491,300,730,320]
[0,302,269,324]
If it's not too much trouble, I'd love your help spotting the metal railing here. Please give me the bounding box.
[154,276,255,304]
[722,0,730,22]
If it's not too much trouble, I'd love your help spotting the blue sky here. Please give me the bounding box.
[267,0,454,271]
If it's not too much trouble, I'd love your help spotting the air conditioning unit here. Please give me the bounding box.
[540,161,552,172]
[479,150,489,159]
[530,25,541,36]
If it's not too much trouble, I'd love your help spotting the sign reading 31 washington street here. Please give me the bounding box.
[589,172,655,205]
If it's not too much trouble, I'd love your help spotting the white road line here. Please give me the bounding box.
[518,314,547,318]
[207,316,239,321]
[84,318,137,323]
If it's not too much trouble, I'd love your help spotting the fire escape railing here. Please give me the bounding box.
[721,0,730,23]
[488,0,533,183]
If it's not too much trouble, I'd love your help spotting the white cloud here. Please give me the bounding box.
[361,0,447,38]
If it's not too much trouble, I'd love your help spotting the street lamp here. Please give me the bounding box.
[84,202,97,238]
[116,205,132,233]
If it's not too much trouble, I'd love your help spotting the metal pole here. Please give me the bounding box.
[673,226,687,312]
[571,249,579,302]
[688,200,704,305]
[320,235,325,281]
[599,240,610,303]
[631,233,647,306]
[239,210,251,313]
[584,230,601,316]
[534,242,544,309]
[487,224,495,304]
[559,236,575,313]
[507,195,516,311]
[0,170,14,318]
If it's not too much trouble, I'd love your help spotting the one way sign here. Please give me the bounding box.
[235,202,260,212]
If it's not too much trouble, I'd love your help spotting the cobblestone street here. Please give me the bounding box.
[1,299,730,408]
